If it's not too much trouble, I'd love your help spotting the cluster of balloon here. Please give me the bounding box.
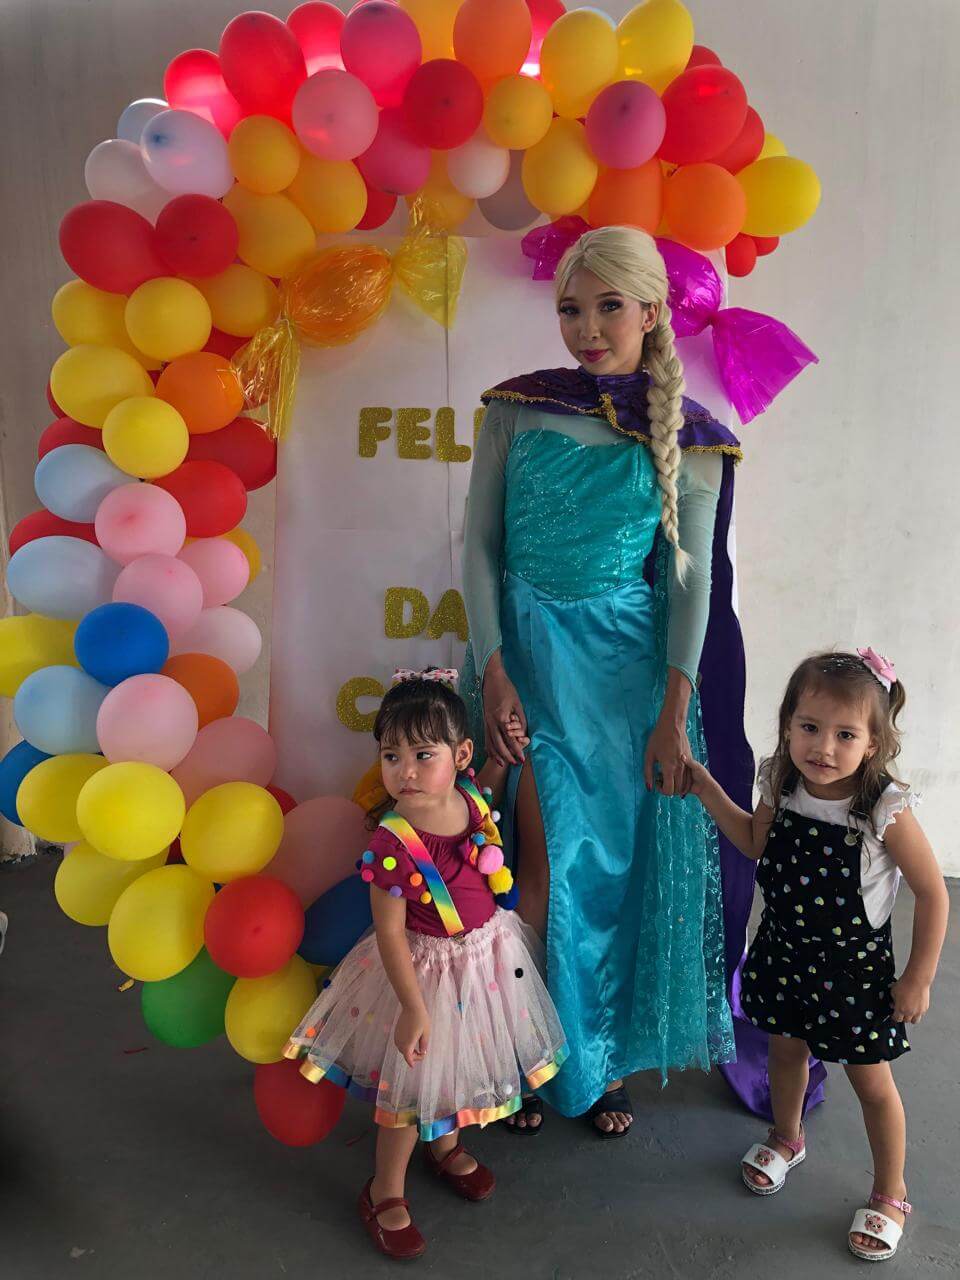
[2,0,821,1149]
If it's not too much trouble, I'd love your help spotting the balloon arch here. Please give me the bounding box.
[1,0,819,1147]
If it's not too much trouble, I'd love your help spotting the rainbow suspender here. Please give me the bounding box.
[378,812,465,937]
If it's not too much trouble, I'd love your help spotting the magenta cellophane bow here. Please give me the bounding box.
[392,667,459,689]
[520,219,818,424]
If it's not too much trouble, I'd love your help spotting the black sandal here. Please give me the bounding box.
[503,1095,543,1136]
[586,1085,633,1140]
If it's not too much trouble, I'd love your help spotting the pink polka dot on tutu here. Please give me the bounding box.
[488,981,498,993]
[520,1008,529,1019]
[370,1069,380,1081]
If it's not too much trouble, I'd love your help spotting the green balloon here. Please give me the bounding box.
[141,949,236,1048]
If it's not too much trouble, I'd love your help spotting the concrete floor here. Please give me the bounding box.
[1,856,957,1280]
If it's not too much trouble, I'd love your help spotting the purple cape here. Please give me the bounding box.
[483,366,826,1118]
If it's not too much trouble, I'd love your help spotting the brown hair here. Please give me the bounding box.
[764,651,907,833]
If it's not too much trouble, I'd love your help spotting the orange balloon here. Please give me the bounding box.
[156,352,245,435]
[162,653,240,727]
[282,245,393,347]
[453,0,532,84]
[663,163,747,250]
[588,160,663,231]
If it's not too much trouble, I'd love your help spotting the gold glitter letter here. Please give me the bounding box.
[358,407,392,457]
[426,589,468,641]
[396,408,432,460]
[434,407,471,463]
[336,676,385,732]
[384,587,430,638]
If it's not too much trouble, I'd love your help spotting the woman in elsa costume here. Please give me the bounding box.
[461,226,763,1136]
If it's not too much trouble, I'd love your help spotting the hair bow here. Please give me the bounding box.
[856,647,897,692]
[392,667,459,689]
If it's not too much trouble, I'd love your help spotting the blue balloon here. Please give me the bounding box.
[7,536,119,620]
[34,444,128,523]
[14,665,109,754]
[0,741,51,825]
[298,874,373,966]
[74,603,169,686]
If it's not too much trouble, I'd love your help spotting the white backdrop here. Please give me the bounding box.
[270,239,731,799]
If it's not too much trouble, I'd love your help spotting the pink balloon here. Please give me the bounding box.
[292,69,379,160]
[95,483,187,566]
[171,606,262,673]
[287,2,345,74]
[177,538,249,606]
[356,108,430,196]
[97,673,199,769]
[586,81,666,170]
[265,796,368,906]
[340,1,421,108]
[113,554,203,640]
[171,715,276,807]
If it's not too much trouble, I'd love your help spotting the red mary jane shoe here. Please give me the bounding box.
[358,1179,426,1261]
[424,1142,496,1202]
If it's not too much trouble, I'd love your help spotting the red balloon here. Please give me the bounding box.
[204,874,305,978]
[266,785,298,815]
[9,509,99,556]
[166,837,185,864]
[287,2,345,74]
[46,382,63,417]
[164,49,245,137]
[154,461,247,538]
[254,1058,345,1146]
[38,418,105,460]
[356,179,398,230]
[186,418,278,491]
[711,106,764,174]
[658,66,748,165]
[753,234,780,257]
[341,2,421,109]
[60,201,167,294]
[686,44,722,69]
[403,60,484,150]
[725,233,758,278]
[156,196,240,278]
[204,328,247,360]
[220,12,307,120]
[356,108,431,196]
[525,1,566,69]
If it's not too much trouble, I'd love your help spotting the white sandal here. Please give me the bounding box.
[848,1190,912,1262]
[740,1125,805,1195]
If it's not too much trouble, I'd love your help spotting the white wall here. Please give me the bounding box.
[2,2,958,868]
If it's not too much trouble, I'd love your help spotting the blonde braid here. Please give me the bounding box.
[643,303,689,581]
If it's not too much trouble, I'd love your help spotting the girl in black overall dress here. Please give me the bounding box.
[684,651,948,1264]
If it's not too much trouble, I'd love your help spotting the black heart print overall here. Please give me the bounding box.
[740,807,910,1065]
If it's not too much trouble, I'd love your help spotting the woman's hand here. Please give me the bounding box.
[644,713,692,797]
[482,657,528,767]
[395,1005,430,1067]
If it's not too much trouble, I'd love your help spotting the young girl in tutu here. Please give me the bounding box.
[285,671,567,1261]
[684,650,948,1263]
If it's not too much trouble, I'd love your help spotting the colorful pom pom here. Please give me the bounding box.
[409,872,423,887]
[488,866,513,895]
[478,846,504,875]
[492,810,501,823]
[481,786,493,798]
[382,855,397,870]
[361,850,375,864]
[388,885,402,897]
[361,868,374,882]
[420,891,433,905]
[472,832,486,846]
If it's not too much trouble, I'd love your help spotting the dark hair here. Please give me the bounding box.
[766,651,907,832]
[365,675,472,829]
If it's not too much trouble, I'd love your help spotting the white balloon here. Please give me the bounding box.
[117,98,167,144]
[140,109,233,199]
[171,607,262,674]
[447,131,511,200]
[84,139,170,223]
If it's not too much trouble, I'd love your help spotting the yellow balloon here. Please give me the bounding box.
[483,74,553,150]
[77,762,186,861]
[55,841,167,927]
[758,132,788,161]
[738,156,822,236]
[16,754,108,843]
[180,782,284,882]
[50,344,154,428]
[540,9,618,119]
[52,280,159,370]
[124,278,212,362]
[102,396,189,479]
[399,0,461,60]
[522,118,599,216]
[406,155,474,231]
[108,864,214,981]
[287,154,367,233]
[617,0,694,93]
[0,615,79,697]
[223,186,317,279]
[196,265,281,338]
[229,116,302,194]
[223,527,261,581]
[225,956,317,1063]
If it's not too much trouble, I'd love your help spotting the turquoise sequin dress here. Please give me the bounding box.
[462,395,736,1117]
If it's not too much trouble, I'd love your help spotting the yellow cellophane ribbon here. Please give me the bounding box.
[231,217,467,441]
